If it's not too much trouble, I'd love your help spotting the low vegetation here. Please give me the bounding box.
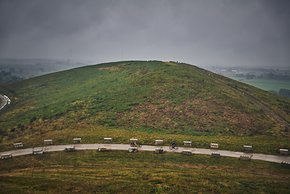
[0,124,289,155]
[0,61,289,193]
[0,151,289,193]
[0,61,289,152]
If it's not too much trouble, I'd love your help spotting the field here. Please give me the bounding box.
[0,150,290,193]
[231,77,290,92]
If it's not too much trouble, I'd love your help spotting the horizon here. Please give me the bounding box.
[1,57,290,71]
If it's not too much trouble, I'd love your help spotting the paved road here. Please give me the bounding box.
[0,94,10,111]
[1,144,289,164]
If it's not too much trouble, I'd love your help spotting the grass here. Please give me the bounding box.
[0,60,289,155]
[0,124,289,155]
[0,150,289,193]
[1,61,289,136]
[0,59,289,193]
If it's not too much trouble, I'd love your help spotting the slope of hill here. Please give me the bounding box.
[0,61,289,152]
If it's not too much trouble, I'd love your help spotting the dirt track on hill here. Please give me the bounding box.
[1,144,289,164]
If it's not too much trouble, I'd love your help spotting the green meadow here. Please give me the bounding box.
[0,151,289,194]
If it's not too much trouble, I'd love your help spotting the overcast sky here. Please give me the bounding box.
[0,0,289,68]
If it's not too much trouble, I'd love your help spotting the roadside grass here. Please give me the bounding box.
[0,124,289,155]
[0,150,289,193]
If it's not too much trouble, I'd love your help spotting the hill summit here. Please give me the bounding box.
[0,61,289,136]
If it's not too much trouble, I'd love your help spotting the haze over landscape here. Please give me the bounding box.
[0,0,290,68]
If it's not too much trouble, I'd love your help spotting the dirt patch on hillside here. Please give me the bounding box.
[98,66,121,72]
[116,98,270,135]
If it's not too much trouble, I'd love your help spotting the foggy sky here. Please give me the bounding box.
[0,0,290,68]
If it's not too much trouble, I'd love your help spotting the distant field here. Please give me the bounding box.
[231,77,290,92]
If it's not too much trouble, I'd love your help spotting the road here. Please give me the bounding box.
[1,143,289,164]
[0,94,10,111]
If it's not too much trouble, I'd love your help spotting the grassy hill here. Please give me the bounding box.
[1,60,290,193]
[0,61,289,152]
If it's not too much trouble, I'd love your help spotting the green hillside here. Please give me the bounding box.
[0,61,289,152]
